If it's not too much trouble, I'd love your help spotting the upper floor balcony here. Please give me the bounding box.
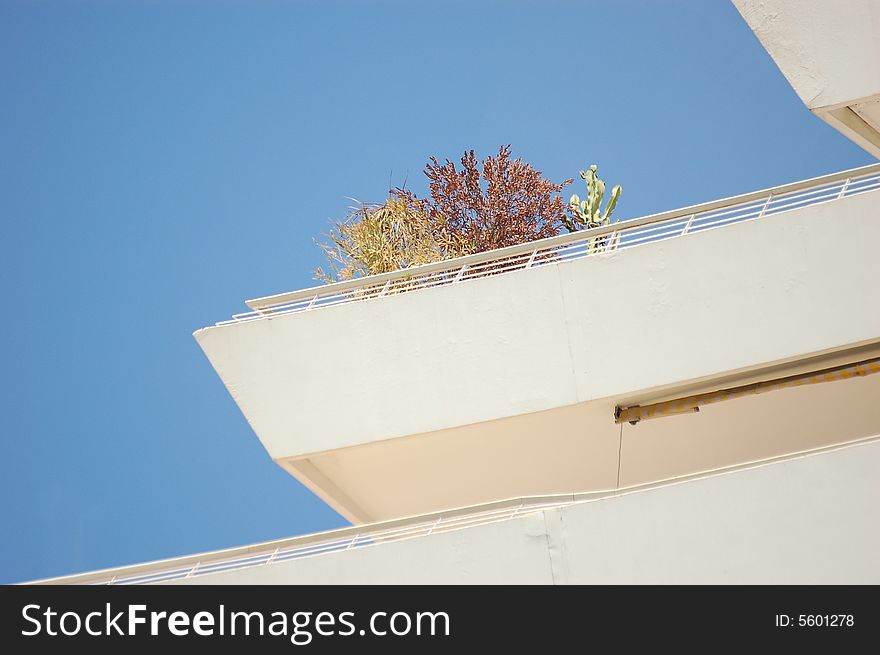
[734,0,880,157]
[195,163,880,524]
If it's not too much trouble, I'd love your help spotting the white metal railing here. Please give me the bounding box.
[101,501,563,585]
[25,435,880,585]
[216,164,880,326]
[33,496,580,585]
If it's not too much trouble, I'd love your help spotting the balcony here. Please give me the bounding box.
[29,436,880,584]
[194,164,880,523]
[734,0,880,158]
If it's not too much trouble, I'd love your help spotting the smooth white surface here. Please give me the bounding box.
[293,401,621,522]
[195,189,880,460]
[286,365,880,522]
[194,186,880,522]
[166,437,880,584]
[856,100,880,132]
[733,0,880,157]
[733,0,880,110]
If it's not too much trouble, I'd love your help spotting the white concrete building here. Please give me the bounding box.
[733,0,880,158]
[30,1,880,584]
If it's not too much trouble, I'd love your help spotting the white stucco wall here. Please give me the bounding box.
[733,0,880,110]
[733,0,880,157]
[167,437,880,584]
[195,189,880,460]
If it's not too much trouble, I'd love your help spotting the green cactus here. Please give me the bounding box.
[563,164,621,232]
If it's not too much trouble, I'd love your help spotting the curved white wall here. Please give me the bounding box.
[168,437,880,584]
[733,0,880,157]
[195,190,880,460]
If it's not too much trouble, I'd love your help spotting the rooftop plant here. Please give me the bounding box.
[314,195,443,282]
[562,164,622,232]
[419,145,572,254]
[315,147,621,281]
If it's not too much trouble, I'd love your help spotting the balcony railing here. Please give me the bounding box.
[26,436,878,585]
[218,163,880,326]
[48,496,581,585]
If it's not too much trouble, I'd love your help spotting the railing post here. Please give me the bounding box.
[681,214,696,236]
[186,562,200,578]
[223,166,880,326]
[346,534,360,550]
[605,231,619,251]
[757,193,773,219]
[426,516,443,535]
[267,547,280,565]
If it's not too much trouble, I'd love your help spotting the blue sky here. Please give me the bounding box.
[0,0,873,584]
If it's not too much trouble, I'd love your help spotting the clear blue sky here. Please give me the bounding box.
[0,0,873,584]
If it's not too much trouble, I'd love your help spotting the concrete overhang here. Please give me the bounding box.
[195,166,880,523]
[30,435,880,584]
[733,0,880,158]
